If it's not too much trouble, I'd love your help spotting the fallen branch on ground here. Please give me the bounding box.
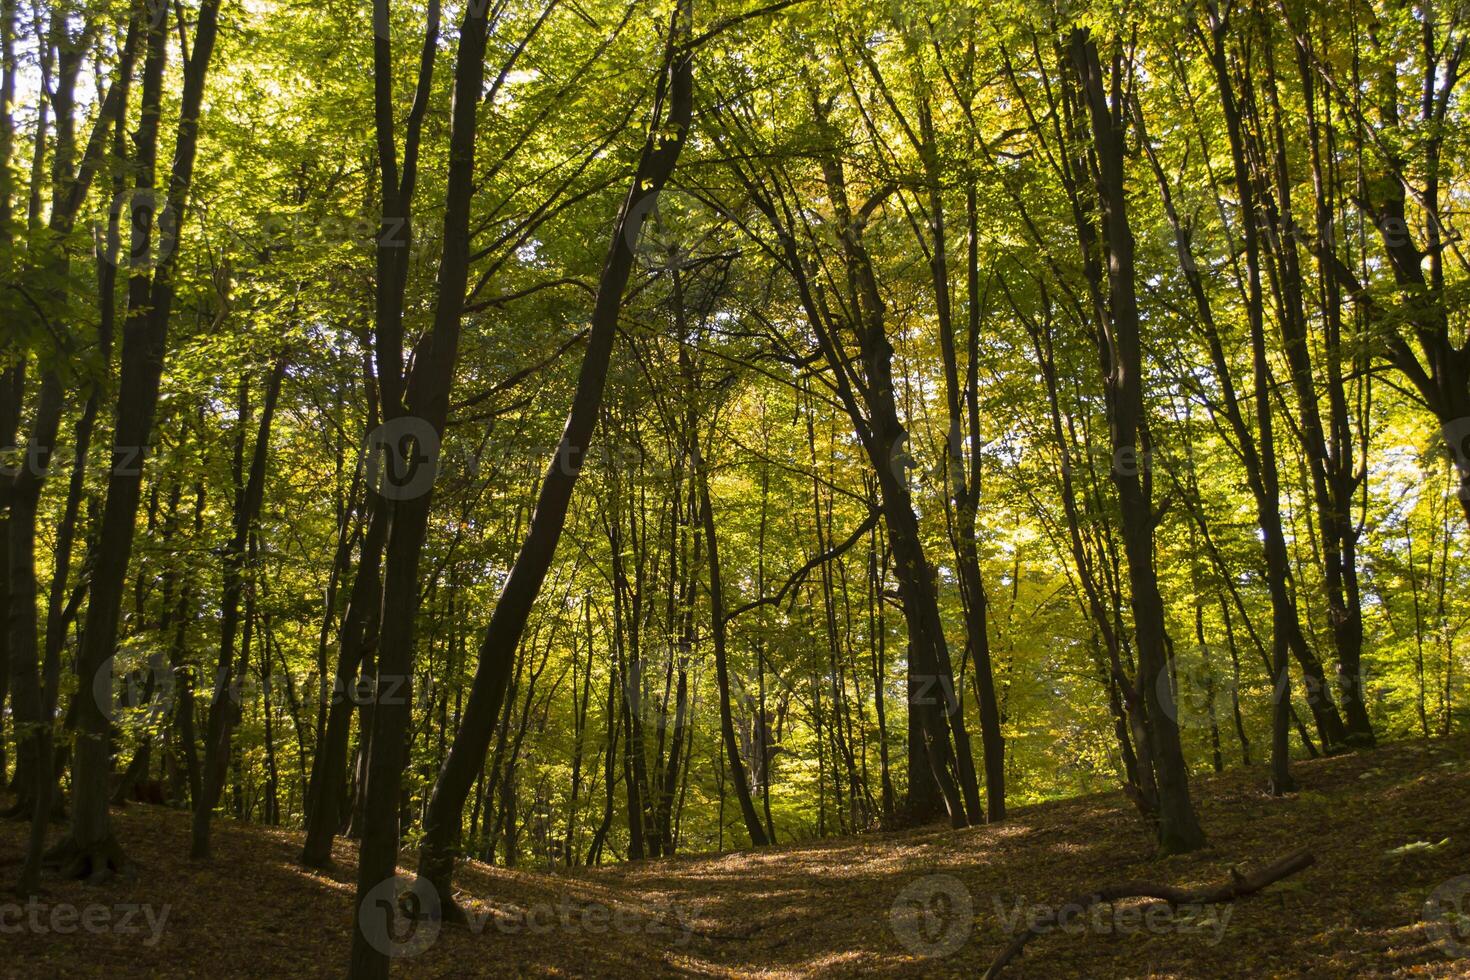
[982,849,1315,979]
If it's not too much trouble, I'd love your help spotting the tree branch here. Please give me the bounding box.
[983,849,1315,979]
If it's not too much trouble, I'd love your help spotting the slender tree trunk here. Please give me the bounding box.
[413,18,695,915]
[301,495,387,866]
[1068,27,1205,852]
[564,595,594,865]
[8,7,137,831]
[692,410,767,847]
[868,531,895,822]
[193,360,285,858]
[347,0,482,966]
[7,376,61,823]
[58,0,219,879]
[918,94,1005,823]
[1287,20,1373,745]
[585,641,620,866]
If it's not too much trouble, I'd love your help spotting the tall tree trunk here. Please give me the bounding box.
[1287,15,1373,745]
[6,376,61,823]
[564,594,594,864]
[1202,10,1344,764]
[916,87,1005,823]
[348,0,484,968]
[8,6,137,830]
[193,359,285,858]
[0,0,20,785]
[585,632,620,866]
[1068,27,1205,853]
[55,0,217,879]
[413,13,694,917]
[868,530,895,823]
[300,498,387,867]
[695,441,769,847]
[816,120,976,828]
[676,303,766,842]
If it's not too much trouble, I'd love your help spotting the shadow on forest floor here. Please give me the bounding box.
[1,735,1468,977]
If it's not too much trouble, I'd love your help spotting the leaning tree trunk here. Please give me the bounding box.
[8,7,138,831]
[300,498,387,867]
[412,16,695,918]
[50,0,210,880]
[696,441,770,847]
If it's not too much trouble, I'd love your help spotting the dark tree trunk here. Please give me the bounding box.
[0,361,21,793]
[585,639,620,866]
[9,7,137,833]
[55,0,217,879]
[812,131,978,829]
[564,595,594,864]
[7,376,61,825]
[412,15,694,916]
[868,532,895,823]
[1067,27,1205,853]
[695,422,769,848]
[348,0,483,963]
[193,360,285,858]
[300,499,387,867]
[916,86,1006,823]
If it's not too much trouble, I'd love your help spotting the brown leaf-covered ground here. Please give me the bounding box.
[2,736,1468,977]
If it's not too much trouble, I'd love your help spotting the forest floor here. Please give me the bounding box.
[1,736,1468,977]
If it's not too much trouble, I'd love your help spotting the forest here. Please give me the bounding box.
[1,0,1469,975]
